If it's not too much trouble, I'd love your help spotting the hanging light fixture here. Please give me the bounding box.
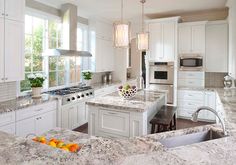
[137,0,149,51]
[113,0,130,48]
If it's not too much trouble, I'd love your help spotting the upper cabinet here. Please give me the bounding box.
[206,21,228,73]
[178,22,206,55]
[89,19,114,72]
[4,0,25,22]
[0,0,25,82]
[147,17,179,62]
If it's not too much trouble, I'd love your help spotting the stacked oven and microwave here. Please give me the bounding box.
[149,55,203,104]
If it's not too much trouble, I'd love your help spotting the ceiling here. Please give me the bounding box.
[36,0,228,21]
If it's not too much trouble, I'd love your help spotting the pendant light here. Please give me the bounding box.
[113,0,130,48]
[137,0,149,51]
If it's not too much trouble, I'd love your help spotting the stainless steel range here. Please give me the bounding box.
[46,85,94,129]
[47,86,94,106]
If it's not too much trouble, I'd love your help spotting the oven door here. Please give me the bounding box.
[149,66,174,84]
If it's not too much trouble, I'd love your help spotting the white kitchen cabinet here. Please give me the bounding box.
[0,123,15,134]
[0,17,4,82]
[147,18,178,62]
[177,89,216,122]
[178,22,206,55]
[77,101,87,126]
[16,117,35,137]
[206,21,228,72]
[35,110,56,135]
[178,71,205,88]
[4,0,25,22]
[61,104,78,130]
[4,20,24,82]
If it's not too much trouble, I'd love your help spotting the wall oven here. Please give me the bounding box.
[179,55,203,71]
[149,62,174,84]
[149,62,174,104]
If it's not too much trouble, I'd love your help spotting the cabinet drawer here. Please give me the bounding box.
[16,101,57,121]
[178,90,204,101]
[0,111,15,127]
[178,71,204,79]
[0,123,15,134]
[178,79,204,88]
[178,100,204,109]
[98,109,130,137]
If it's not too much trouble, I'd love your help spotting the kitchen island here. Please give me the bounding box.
[86,89,167,138]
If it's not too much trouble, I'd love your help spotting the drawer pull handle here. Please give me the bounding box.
[35,108,43,112]
[107,112,118,115]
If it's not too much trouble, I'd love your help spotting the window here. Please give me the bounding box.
[21,14,89,92]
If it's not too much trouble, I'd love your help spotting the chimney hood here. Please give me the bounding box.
[43,3,92,57]
[42,49,92,57]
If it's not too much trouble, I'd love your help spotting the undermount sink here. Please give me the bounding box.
[159,130,227,148]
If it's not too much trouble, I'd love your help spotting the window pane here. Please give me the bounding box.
[25,54,31,72]
[49,72,57,87]
[20,73,32,92]
[49,57,57,71]
[58,71,66,86]
[48,37,57,49]
[25,15,32,34]
[70,69,76,83]
[25,34,32,53]
[33,54,43,72]
[58,57,65,70]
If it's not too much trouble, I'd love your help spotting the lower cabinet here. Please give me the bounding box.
[16,110,56,137]
[0,123,15,134]
[61,101,88,130]
[177,90,216,121]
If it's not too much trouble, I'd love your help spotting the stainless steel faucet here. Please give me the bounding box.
[192,106,227,136]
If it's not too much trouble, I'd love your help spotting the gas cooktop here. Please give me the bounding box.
[47,86,93,96]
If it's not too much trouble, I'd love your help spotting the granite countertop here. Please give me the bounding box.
[0,94,57,114]
[91,81,122,90]
[1,88,236,164]
[86,90,166,112]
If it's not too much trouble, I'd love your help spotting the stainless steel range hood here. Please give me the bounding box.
[43,3,92,57]
[43,49,92,57]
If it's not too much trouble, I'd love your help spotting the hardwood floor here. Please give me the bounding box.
[73,118,212,134]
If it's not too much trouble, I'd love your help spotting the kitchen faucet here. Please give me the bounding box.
[192,106,227,136]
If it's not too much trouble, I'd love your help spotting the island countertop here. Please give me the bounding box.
[86,89,167,113]
[1,88,236,164]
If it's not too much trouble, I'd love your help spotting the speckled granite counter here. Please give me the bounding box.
[1,88,236,164]
[86,90,166,112]
[91,81,122,90]
[0,94,57,114]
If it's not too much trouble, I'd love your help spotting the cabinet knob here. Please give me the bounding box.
[5,14,8,16]
[5,78,8,80]
[1,13,4,16]
[1,78,4,80]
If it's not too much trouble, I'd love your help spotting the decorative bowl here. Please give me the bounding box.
[118,85,137,99]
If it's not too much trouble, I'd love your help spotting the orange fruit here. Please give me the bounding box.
[48,141,57,147]
[69,146,77,152]
[37,136,46,142]
[57,142,65,148]
[41,139,47,144]
[61,147,69,151]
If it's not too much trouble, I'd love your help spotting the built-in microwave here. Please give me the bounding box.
[179,55,203,71]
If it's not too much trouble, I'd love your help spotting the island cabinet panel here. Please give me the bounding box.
[88,107,98,136]
[0,123,15,134]
[130,112,147,137]
[98,109,130,137]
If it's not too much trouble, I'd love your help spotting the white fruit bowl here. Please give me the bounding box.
[118,85,137,100]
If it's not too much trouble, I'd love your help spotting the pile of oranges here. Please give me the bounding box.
[32,136,81,153]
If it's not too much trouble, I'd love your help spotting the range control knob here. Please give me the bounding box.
[86,93,89,96]
[90,92,93,95]
[72,97,75,100]
[67,98,71,102]
[81,94,84,97]
[77,95,80,99]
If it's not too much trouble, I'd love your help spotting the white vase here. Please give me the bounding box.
[32,87,42,98]
[84,80,91,86]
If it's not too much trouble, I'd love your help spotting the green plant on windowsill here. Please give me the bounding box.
[82,71,93,80]
[28,73,46,88]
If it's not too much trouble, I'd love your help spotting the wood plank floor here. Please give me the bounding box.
[74,118,212,134]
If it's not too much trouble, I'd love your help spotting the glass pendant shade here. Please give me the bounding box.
[113,22,130,48]
[137,32,149,51]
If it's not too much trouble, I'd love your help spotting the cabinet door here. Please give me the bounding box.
[0,0,4,18]
[35,111,56,135]
[0,18,4,82]
[0,123,15,135]
[77,102,87,126]
[95,37,104,72]
[206,23,228,72]
[103,39,114,71]
[16,117,35,137]
[4,20,24,82]
[191,25,205,54]
[178,26,192,54]
[61,105,78,130]
[163,22,175,61]
[5,0,25,22]
[149,23,163,61]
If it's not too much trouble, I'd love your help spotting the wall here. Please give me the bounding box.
[0,82,17,102]
[205,72,227,88]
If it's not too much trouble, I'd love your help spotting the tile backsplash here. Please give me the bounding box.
[0,82,17,102]
[205,72,227,88]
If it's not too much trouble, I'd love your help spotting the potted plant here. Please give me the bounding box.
[82,71,93,86]
[28,73,46,98]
